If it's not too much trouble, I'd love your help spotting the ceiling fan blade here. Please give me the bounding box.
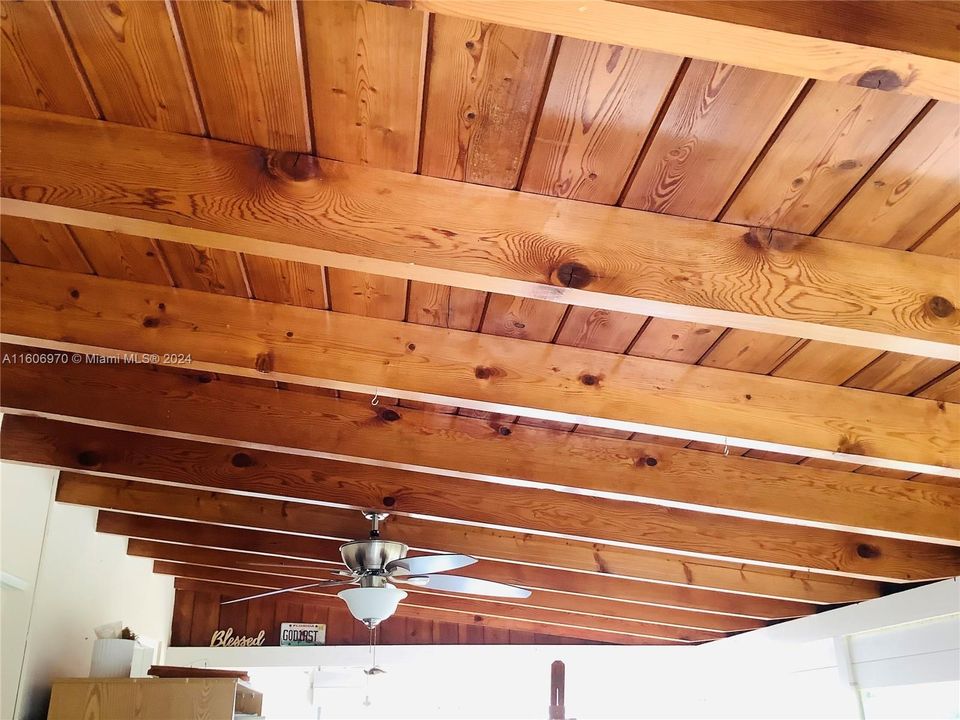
[220,579,356,606]
[395,574,531,598]
[386,553,476,577]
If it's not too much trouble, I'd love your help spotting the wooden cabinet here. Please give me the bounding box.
[48,678,263,719]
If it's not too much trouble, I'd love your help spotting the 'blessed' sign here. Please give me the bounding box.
[209,628,266,647]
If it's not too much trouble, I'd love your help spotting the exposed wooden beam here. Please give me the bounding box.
[172,577,674,646]
[5,414,957,543]
[398,1,960,103]
[55,473,881,604]
[8,419,958,580]
[155,561,711,643]
[127,539,764,633]
[2,267,957,475]
[102,513,815,620]
[2,106,958,359]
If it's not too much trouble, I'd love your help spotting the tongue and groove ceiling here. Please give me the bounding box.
[0,0,958,646]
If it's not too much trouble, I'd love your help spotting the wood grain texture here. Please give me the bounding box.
[521,38,681,202]
[821,101,960,249]
[158,242,248,297]
[918,368,960,404]
[70,226,170,285]
[12,416,957,579]
[47,678,239,720]
[326,268,407,320]
[723,82,927,234]
[0,0,96,116]
[845,354,957,396]
[97,511,818,617]
[4,364,958,548]
[4,107,959,359]
[175,0,309,151]
[303,0,426,171]
[2,266,957,473]
[410,0,960,102]
[56,0,201,133]
[172,576,673,645]
[0,217,91,273]
[421,15,553,187]
[629,319,723,364]
[772,342,882,385]
[51,472,882,604]
[554,307,646,353]
[914,210,959,258]
[242,255,327,309]
[407,282,486,331]
[622,62,803,218]
[129,539,758,632]
[480,293,566,342]
[699,330,803,374]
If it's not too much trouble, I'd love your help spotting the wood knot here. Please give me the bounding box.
[231,452,255,468]
[382,496,396,507]
[636,456,658,467]
[255,352,274,374]
[579,373,600,387]
[837,435,865,455]
[856,543,880,559]
[69,288,80,299]
[498,426,512,436]
[927,295,955,319]
[555,262,594,289]
[406,343,416,351]
[76,450,101,467]
[264,151,320,182]
[142,316,160,328]
[743,227,808,253]
[856,69,903,92]
[196,373,214,384]
[380,408,401,422]
[474,365,503,380]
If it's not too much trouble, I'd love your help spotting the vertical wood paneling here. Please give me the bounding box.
[218,595,249,637]
[629,320,723,364]
[521,39,681,203]
[480,294,566,342]
[175,0,309,151]
[170,589,194,646]
[0,217,92,273]
[243,255,327,309]
[621,62,804,218]
[326,269,407,320]
[70,227,170,285]
[303,0,427,171]
[554,307,646,353]
[57,0,201,133]
[407,282,486,331]
[188,591,220,646]
[159,243,249,297]
[0,0,97,116]
[723,83,927,233]
[820,102,960,249]
[246,597,279,645]
[421,16,553,187]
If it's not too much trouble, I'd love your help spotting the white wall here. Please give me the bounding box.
[0,460,176,720]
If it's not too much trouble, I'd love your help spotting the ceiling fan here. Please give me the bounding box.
[221,511,531,629]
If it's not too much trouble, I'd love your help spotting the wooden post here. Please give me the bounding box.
[550,660,565,719]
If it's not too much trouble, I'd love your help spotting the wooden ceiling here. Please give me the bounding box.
[0,0,958,645]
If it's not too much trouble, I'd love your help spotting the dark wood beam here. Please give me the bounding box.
[2,265,958,475]
[2,106,958,359]
[54,473,882,603]
[5,414,957,544]
[101,512,815,619]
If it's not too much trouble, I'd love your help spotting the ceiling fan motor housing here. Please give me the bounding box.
[340,539,409,576]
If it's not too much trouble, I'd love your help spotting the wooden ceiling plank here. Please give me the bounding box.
[820,101,960,250]
[242,255,328,309]
[56,0,201,133]
[4,346,960,538]
[128,539,753,634]
[844,354,958,396]
[104,513,815,620]
[420,16,553,187]
[554,307,647,354]
[521,38,682,203]
[699,330,804,374]
[917,367,960,404]
[480,294,567,342]
[326,268,407,320]
[407,282,487,332]
[0,0,98,117]
[9,416,956,577]
[3,108,959,360]
[0,217,92,274]
[173,576,676,646]
[914,210,960,258]
[156,242,249,298]
[622,62,804,218]
[401,0,960,103]
[2,267,957,473]
[303,0,427,172]
[70,227,171,286]
[56,474,882,604]
[174,0,309,152]
[629,319,724,365]
[772,342,883,385]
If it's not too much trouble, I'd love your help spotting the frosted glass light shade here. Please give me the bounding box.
[338,586,407,628]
